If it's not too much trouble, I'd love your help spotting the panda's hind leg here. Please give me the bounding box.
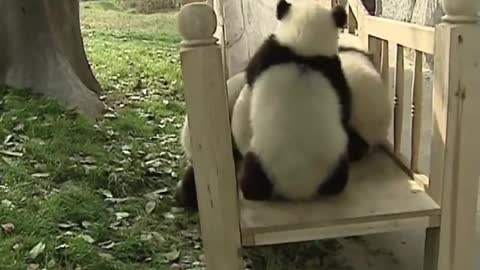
[175,144,244,211]
[347,128,370,162]
[317,156,349,195]
[239,151,274,201]
[174,165,198,210]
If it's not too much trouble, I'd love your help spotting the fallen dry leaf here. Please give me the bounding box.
[115,212,130,220]
[55,243,69,250]
[78,234,95,244]
[29,242,46,259]
[99,252,114,260]
[31,173,50,178]
[28,264,39,270]
[1,223,15,234]
[1,199,14,209]
[145,201,156,214]
[99,240,115,250]
[100,189,113,198]
[0,150,23,157]
[162,250,180,262]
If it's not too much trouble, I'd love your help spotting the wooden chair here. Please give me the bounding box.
[177,0,480,269]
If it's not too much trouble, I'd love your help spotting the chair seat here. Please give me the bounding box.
[239,148,441,246]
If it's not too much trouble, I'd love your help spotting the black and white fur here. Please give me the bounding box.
[231,35,392,162]
[238,0,351,201]
[175,72,247,209]
[338,33,392,161]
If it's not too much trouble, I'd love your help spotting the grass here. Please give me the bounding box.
[0,1,352,269]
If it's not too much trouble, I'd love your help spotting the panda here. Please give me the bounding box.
[337,33,392,161]
[238,0,352,201]
[175,71,247,209]
[230,34,392,163]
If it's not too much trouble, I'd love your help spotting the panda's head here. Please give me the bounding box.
[274,0,347,57]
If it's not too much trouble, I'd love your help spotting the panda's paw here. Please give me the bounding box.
[239,152,273,201]
[318,157,349,195]
[174,165,198,211]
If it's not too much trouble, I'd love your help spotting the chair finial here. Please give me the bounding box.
[178,2,217,45]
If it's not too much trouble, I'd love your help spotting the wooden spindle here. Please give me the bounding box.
[380,40,389,84]
[347,4,357,34]
[393,44,404,154]
[368,36,382,72]
[410,50,424,172]
[177,3,244,269]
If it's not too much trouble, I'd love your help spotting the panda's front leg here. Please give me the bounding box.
[239,151,274,201]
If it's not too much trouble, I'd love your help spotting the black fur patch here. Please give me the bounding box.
[331,6,347,28]
[276,0,291,20]
[239,152,274,201]
[347,128,371,162]
[317,156,349,195]
[246,35,352,128]
[339,46,375,65]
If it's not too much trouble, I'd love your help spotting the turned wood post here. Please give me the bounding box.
[177,3,244,270]
[425,0,480,269]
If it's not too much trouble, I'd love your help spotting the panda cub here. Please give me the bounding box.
[239,0,352,201]
[338,33,392,161]
[232,34,392,162]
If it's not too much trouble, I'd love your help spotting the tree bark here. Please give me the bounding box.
[0,0,104,119]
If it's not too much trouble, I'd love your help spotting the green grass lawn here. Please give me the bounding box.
[0,1,353,269]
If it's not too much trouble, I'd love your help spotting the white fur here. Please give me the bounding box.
[250,65,347,200]
[274,0,339,57]
[181,71,247,160]
[338,33,392,146]
[231,84,252,156]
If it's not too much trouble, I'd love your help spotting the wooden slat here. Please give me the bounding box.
[347,0,368,21]
[368,35,382,72]
[243,216,437,247]
[239,149,440,246]
[347,4,357,34]
[393,44,405,154]
[380,40,389,84]
[410,51,424,172]
[365,16,435,54]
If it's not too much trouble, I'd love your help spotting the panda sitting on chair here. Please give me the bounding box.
[176,0,392,208]
[238,0,352,201]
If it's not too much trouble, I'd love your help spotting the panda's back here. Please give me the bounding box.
[250,63,348,199]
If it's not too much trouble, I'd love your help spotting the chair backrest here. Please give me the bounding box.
[332,0,447,202]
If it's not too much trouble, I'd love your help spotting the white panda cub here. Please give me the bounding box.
[175,71,247,209]
[338,33,392,161]
[239,0,352,201]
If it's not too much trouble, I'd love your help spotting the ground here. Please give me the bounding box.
[0,1,355,269]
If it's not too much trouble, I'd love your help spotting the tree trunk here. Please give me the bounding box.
[0,0,104,119]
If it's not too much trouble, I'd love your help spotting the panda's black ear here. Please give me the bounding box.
[332,6,347,28]
[276,0,291,20]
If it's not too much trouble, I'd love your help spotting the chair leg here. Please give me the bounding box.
[423,227,440,270]
[201,231,245,270]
